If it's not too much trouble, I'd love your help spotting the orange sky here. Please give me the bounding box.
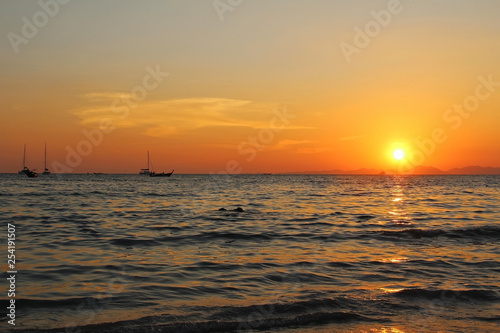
[1,1,499,173]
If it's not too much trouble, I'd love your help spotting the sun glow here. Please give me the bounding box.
[393,149,405,160]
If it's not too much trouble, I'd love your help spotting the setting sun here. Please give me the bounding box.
[2,2,500,332]
[393,149,405,160]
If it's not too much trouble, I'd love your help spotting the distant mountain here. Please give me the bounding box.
[346,168,382,175]
[287,168,382,175]
[405,165,446,175]
[446,166,500,175]
[286,165,500,175]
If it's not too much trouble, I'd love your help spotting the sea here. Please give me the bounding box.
[1,174,499,333]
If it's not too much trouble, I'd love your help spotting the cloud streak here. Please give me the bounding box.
[72,96,271,136]
[72,94,316,142]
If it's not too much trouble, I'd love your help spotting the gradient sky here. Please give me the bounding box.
[1,0,499,173]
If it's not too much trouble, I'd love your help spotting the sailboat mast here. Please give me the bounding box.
[23,144,26,169]
[44,143,47,170]
[147,151,150,170]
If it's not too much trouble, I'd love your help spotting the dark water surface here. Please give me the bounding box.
[1,174,499,332]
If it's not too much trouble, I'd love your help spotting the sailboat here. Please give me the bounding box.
[139,151,152,175]
[18,144,28,175]
[150,169,174,177]
[143,151,173,177]
[42,143,51,175]
[18,144,38,178]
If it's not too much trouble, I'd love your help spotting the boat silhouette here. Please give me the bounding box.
[150,170,174,177]
[139,151,152,175]
[42,143,51,175]
[18,144,38,178]
[141,151,173,177]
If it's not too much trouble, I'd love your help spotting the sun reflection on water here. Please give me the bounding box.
[380,287,405,294]
[387,177,412,226]
[380,257,410,264]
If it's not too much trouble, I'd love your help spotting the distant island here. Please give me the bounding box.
[286,166,500,175]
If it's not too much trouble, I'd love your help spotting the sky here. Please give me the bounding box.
[1,0,499,174]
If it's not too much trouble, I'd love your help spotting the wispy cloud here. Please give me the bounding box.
[72,93,317,139]
[81,92,129,102]
[72,95,272,136]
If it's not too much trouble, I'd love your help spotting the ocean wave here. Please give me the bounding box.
[287,217,320,222]
[16,296,114,309]
[111,238,160,247]
[469,315,500,323]
[17,303,376,333]
[10,288,499,332]
[378,225,500,240]
[81,312,369,333]
[198,231,275,241]
[356,214,376,220]
[379,228,445,238]
[392,288,500,302]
